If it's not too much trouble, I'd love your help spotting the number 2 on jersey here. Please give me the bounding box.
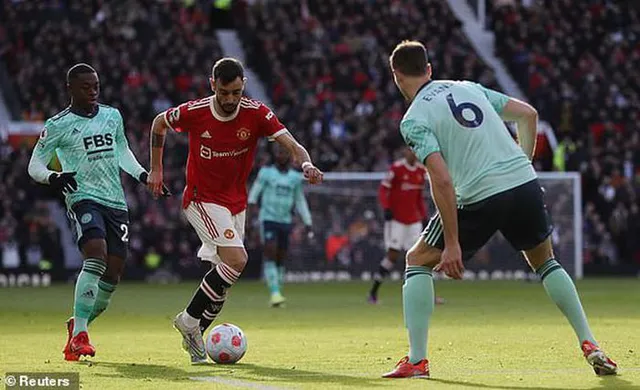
[446,93,484,128]
[120,223,129,242]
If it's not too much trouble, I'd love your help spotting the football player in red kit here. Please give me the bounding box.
[147,58,323,364]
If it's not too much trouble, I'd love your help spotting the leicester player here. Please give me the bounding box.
[382,41,617,378]
[248,144,312,307]
[27,63,166,361]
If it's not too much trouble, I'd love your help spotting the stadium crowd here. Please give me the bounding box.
[490,0,640,267]
[0,0,637,275]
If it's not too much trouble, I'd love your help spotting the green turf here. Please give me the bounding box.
[0,279,639,389]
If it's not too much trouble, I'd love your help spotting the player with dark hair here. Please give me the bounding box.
[248,143,313,307]
[382,41,617,378]
[28,63,166,361]
[147,57,323,364]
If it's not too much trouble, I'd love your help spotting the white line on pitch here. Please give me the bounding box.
[190,376,291,390]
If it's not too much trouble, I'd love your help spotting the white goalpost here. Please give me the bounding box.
[288,171,583,281]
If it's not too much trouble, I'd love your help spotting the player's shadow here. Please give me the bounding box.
[86,361,384,387]
[223,362,384,387]
[430,374,639,390]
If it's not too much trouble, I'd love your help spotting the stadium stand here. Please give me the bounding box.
[0,0,637,274]
[0,0,223,276]
[490,0,640,267]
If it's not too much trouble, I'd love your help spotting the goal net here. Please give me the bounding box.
[286,172,582,281]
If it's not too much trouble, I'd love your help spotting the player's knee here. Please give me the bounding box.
[218,247,248,273]
[82,238,107,261]
[275,248,287,262]
[102,273,120,286]
[263,242,277,260]
[405,248,420,266]
[524,237,555,271]
[405,242,440,268]
[387,249,401,263]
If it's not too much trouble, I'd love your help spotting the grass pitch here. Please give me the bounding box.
[0,279,639,389]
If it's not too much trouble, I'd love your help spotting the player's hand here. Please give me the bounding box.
[140,172,171,198]
[305,225,315,240]
[434,242,464,280]
[384,209,393,221]
[302,163,323,184]
[49,172,77,194]
[146,169,165,198]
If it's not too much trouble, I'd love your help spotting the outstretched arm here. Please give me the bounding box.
[424,153,463,279]
[148,112,169,197]
[501,98,538,160]
[28,126,57,184]
[116,114,146,181]
[248,169,266,205]
[274,132,323,184]
[294,180,312,226]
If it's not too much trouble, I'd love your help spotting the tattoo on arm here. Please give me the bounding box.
[151,132,165,148]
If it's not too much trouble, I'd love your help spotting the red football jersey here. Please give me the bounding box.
[164,96,287,214]
[378,159,428,224]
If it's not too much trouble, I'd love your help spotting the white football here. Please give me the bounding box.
[205,323,247,364]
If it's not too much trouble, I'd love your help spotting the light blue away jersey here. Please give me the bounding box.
[28,104,146,211]
[248,166,312,225]
[400,80,537,205]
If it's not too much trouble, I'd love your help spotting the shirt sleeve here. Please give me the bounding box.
[28,121,60,184]
[163,101,196,133]
[400,119,441,165]
[248,168,267,204]
[476,83,510,114]
[116,110,146,181]
[294,177,312,226]
[258,104,288,140]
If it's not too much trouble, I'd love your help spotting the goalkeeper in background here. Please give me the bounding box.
[27,63,167,361]
[248,144,312,307]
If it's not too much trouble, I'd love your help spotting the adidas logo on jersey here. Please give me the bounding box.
[81,289,95,299]
[201,131,212,139]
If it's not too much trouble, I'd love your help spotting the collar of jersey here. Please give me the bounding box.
[413,79,434,102]
[210,96,240,122]
[69,105,99,118]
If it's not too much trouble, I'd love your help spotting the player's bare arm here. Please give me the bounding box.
[500,98,538,160]
[148,112,168,197]
[424,152,463,279]
[274,131,324,184]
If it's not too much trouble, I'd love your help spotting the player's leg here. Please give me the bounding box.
[199,210,247,332]
[502,179,616,375]
[65,203,109,359]
[523,238,617,375]
[198,252,225,334]
[383,237,440,378]
[272,223,292,306]
[406,221,445,305]
[384,206,496,378]
[89,207,129,325]
[261,222,281,305]
[369,220,402,303]
[176,202,245,363]
[369,249,401,303]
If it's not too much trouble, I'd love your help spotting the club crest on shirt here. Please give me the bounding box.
[224,229,235,239]
[236,128,250,141]
[81,213,93,224]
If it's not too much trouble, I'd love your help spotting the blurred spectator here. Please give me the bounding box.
[491,0,640,266]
